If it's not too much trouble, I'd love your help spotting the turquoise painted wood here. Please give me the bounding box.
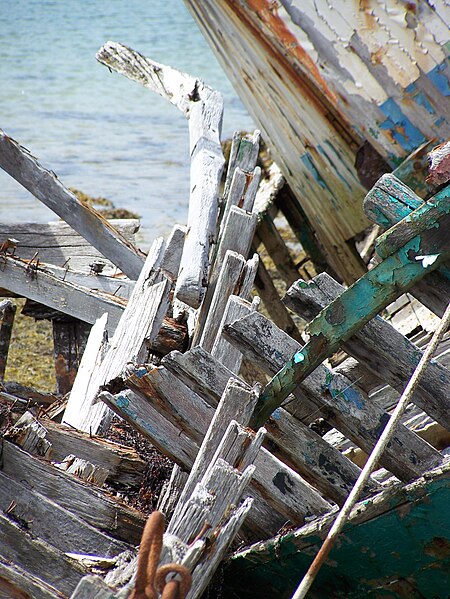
[250,191,450,429]
[223,463,450,599]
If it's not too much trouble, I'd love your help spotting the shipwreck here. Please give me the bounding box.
[0,2,450,598]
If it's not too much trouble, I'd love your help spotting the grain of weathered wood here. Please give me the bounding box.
[1,440,145,544]
[0,131,145,278]
[70,575,117,599]
[0,472,129,557]
[0,560,66,599]
[0,514,87,597]
[222,131,260,203]
[224,311,443,481]
[285,273,450,431]
[160,224,186,280]
[211,296,259,374]
[96,41,225,308]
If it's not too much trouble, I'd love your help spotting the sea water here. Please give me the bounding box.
[0,0,254,250]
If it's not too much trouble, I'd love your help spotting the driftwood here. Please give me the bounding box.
[0,131,145,279]
[97,41,225,308]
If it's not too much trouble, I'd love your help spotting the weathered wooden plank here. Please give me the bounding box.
[43,419,146,488]
[364,173,450,316]
[0,299,15,380]
[0,219,140,277]
[222,131,260,202]
[0,513,87,596]
[0,560,66,599]
[211,295,259,373]
[63,238,171,434]
[197,251,247,352]
[70,575,116,599]
[285,273,450,431]
[224,311,443,481]
[162,346,377,504]
[96,41,225,308]
[101,390,198,467]
[253,207,450,427]
[0,131,145,278]
[0,254,126,334]
[1,440,145,544]
[193,207,257,344]
[160,224,186,280]
[0,472,129,557]
[62,313,110,433]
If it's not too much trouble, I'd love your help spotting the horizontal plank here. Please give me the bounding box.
[0,219,140,277]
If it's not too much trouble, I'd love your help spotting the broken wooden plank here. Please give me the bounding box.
[364,173,450,316]
[63,238,172,434]
[252,202,450,427]
[0,514,87,597]
[211,295,259,374]
[0,472,130,557]
[0,219,140,278]
[162,347,377,505]
[197,251,249,352]
[96,41,225,308]
[285,273,450,431]
[43,419,146,489]
[1,440,145,544]
[224,311,443,481]
[0,299,15,380]
[192,207,257,345]
[0,131,145,278]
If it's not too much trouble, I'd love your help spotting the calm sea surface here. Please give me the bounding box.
[0,0,254,250]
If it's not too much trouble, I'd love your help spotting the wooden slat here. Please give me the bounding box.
[0,219,140,277]
[0,472,129,557]
[0,131,144,279]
